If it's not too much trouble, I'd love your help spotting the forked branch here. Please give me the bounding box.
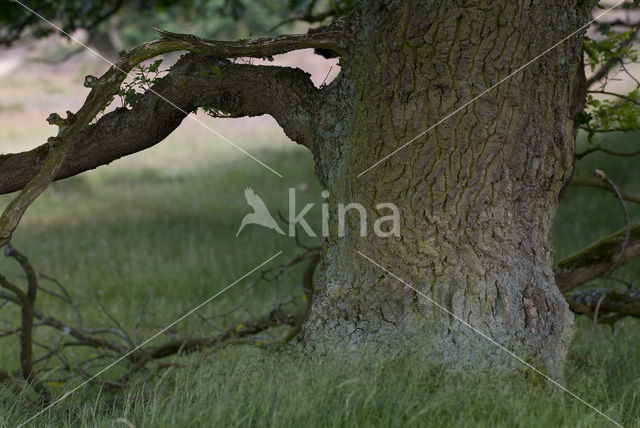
[0,21,346,242]
[0,53,319,196]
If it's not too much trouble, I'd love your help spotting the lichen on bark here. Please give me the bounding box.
[299,0,596,374]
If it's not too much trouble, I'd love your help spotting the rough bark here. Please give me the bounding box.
[299,0,595,374]
[0,0,608,374]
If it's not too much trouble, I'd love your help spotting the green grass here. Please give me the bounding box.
[0,109,639,427]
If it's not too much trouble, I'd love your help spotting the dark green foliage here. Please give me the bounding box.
[580,21,640,140]
[117,59,165,109]
[0,0,341,48]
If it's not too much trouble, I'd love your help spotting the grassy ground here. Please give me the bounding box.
[0,60,639,427]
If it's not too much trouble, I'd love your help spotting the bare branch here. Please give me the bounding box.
[576,146,640,160]
[134,288,152,345]
[0,247,50,401]
[570,176,640,203]
[97,301,135,349]
[567,287,640,320]
[0,289,128,355]
[594,169,631,278]
[586,90,640,106]
[153,19,347,58]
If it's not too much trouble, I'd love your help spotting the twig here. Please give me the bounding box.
[320,66,333,87]
[134,288,152,345]
[621,63,640,86]
[595,169,631,276]
[586,90,640,105]
[98,301,135,349]
[570,176,640,203]
[587,291,607,355]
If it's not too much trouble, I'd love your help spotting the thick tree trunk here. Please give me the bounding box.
[300,0,592,373]
[0,0,598,374]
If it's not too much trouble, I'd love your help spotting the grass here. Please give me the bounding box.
[0,133,637,427]
[0,60,639,427]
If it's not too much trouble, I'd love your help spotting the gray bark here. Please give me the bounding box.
[299,0,595,374]
[0,0,602,374]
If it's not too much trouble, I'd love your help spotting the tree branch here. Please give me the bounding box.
[153,19,347,58]
[0,54,319,196]
[0,246,50,401]
[569,176,640,203]
[554,223,640,292]
[145,307,301,360]
[0,21,346,241]
[576,146,640,160]
[0,289,128,355]
[0,36,191,246]
[586,90,640,106]
[567,287,640,320]
[585,25,640,88]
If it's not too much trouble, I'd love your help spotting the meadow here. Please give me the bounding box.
[0,54,639,427]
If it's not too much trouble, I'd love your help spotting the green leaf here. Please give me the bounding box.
[125,90,143,107]
[211,65,224,79]
[148,59,164,73]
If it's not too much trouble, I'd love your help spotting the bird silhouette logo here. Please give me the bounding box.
[236,187,285,236]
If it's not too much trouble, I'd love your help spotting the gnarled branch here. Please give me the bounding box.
[0,53,319,196]
[0,37,190,246]
[567,287,640,320]
[554,223,640,292]
[0,21,346,242]
[153,18,347,58]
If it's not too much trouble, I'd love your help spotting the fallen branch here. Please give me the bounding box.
[0,248,314,395]
[0,246,50,402]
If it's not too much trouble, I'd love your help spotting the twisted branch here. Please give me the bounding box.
[554,223,640,292]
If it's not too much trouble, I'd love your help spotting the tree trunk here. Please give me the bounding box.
[300,0,592,373]
[0,0,597,374]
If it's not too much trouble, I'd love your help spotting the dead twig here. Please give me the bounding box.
[594,169,631,276]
